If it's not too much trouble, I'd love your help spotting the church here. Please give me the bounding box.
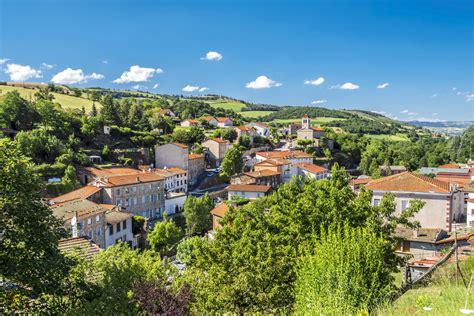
[296,115,333,149]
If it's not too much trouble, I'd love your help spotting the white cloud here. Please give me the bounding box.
[41,63,54,70]
[132,84,147,90]
[452,87,457,91]
[198,87,209,92]
[113,65,163,84]
[201,51,223,61]
[331,82,360,90]
[153,83,160,89]
[51,68,104,84]
[430,93,438,98]
[304,77,325,86]
[311,100,327,104]
[182,85,200,92]
[400,110,409,114]
[0,58,10,65]
[466,94,474,102]
[102,60,108,64]
[4,64,42,81]
[246,75,282,89]
[377,82,389,89]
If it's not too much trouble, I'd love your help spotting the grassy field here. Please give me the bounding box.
[365,133,410,141]
[239,110,275,118]
[379,256,474,315]
[0,85,95,111]
[207,99,247,112]
[271,117,347,125]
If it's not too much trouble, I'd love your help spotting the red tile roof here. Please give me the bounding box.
[439,163,461,169]
[226,184,272,193]
[311,127,325,132]
[302,114,309,118]
[294,162,328,174]
[78,167,142,178]
[216,117,232,123]
[206,137,229,144]
[51,186,102,204]
[211,203,229,218]
[435,173,472,186]
[200,116,216,122]
[188,153,204,160]
[104,173,165,187]
[235,126,255,131]
[170,142,188,149]
[167,167,187,174]
[255,158,292,166]
[244,169,281,178]
[365,172,452,194]
[256,150,312,159]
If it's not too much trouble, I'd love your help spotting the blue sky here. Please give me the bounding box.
[0,0,472,121]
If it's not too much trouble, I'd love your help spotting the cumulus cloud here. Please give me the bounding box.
[4,64,42,81]
[311,100,327,104]
[304,77,325,86]
[246,75,282,89]
[198,87,209,92]
[41,63,54,70]
[0,58,10,65]
[400,110,409,114]
[201,51,223,61]
[466,94,474,102]
[331,82,360,90]
[182,85,200,92]
[377,82,389,89]
[153,83,160,89]
[113,65,163,84]
[51,68,104,84]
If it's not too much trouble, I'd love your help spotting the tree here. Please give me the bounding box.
[91,103,98,117]
[147,213,184,254]
[220,145,244,177]
[176,236,206,266]
[100,94,120,125]
[130,281,190,315]
[184,165,422,313]
[294,223,395,314]
[0,91,39,130]
[183,194,213,236]
[0,139,68,294]
[61,165,81,192]
[101,145,111,161]
[220,128,238,142]
[238,134,251,148]
[297,139,312,148]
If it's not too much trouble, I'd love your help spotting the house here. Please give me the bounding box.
[154,167,188,193]
[51,199,108,249]
[164,192,187,216]
[288,123,302,136]
[246,122,270,137]
[226,184,272,200]
[77,166,142,185]
[102,205,135,249]
[350,176,372,191]
[211,203,229,230]
[255,150,313,165]
[200,116,218,126]
[254,159,292,181]
[234,126,257,144]
[50,185,103,204]
[188,153,206,186]
[365,172,465,231]
[231,169,282,188]
[155,143,189,171]
[180,119,200,127]
[202,138,231,167]
[216,117,233,127]
[379,165,407,176]
[419,167,470,177]
[294,162,330,180]
[296,115,327,147]
[85,173,166,220]
[159,108,176,118]
[467,198,474,227]
[435,172,472,186]
[58,237,102,259]
[394,227,449,259]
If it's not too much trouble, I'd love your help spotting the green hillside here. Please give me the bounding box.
[0,85,96,111]
[206,98,247,111]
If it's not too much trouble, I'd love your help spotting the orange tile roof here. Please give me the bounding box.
[51,199,107,221]
[435,173,471,186]
[167,167,187,174]
[439,163,460,169]
[206,137,229,144]
[216,117,232,122]
[244,170,281,178]
[294,162,328,174]
[311,126,325,132]
[350,177,372,186]
[255,158,292,166]
[78,167,142,177]
[211,203,229,218]
[51,186,102,203]
[188,153,204,159]
[235,126,255,131]
[201,116,216,122]
[256,150,312,159]
[170,142,188,149]
[365,172,451,194]
[104,173,164,187]
[252,122,269,128]
[227,184,272,193]
[302,114,309,118]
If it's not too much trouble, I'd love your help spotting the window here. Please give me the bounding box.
[373,199,381,206]
[401,200,410,211]
[142,196,146,204]
[134,197,138,205]
[151,194,155,202]
[125,188,130,194]
[96,227,101,236]
[116,189,121,195]
[125,198,130,207]
[116,223,121,232]
[96,215,101,222]
[133,186,137,193]
[157,193,161,201]
[123,220,127,229]
[141,185,145,192]
[116,199,122,206]
[87,218,92,225]
[109,225,114,235]
[87,230,92,238]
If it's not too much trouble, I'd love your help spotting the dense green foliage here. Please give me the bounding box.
[183,166,422,313]
[261,106,353,121]
[147,213,184,255]
[220,145,244,177]
[294,223,394,314]
[183,194,213,236]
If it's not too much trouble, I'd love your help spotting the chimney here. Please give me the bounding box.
[71,211,79,237]
[136,176,140,182]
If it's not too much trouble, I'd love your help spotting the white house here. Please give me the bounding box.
[200,116,218,126]
[255,150,313,165]
[155,143,189,171]
[104,206,135,249]
[294,162,330,180]
[216,117,233,127]
[180,119,199,127]
[154,167,188,193]
[246,122,270,138]
[226,184,272,200]
[365,172,465,232]
[164,192,187,216]
[467,198,474,227]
